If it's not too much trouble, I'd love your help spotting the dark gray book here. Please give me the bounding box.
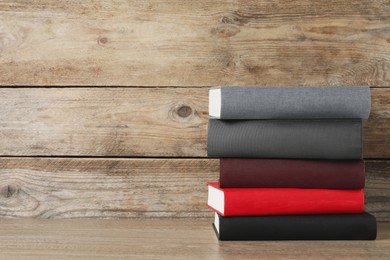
[209,86,371,119]
[213,212,377,240]
[207,119,362,159]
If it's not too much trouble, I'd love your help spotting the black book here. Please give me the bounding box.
[213,212,377,240]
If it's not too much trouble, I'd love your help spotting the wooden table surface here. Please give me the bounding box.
[0,219,389,259]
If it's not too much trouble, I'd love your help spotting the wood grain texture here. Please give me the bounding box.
[0,158,218,218]
[1,0,390,86]
[365,160,390,221]
[0,219,389,260]
[0,158,388,220]
[0,87,208,157]
[0,87,390,157]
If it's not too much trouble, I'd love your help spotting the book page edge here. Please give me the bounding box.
[209,87,221,118]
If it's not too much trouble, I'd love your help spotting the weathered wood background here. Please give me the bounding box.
[0,0,389,220]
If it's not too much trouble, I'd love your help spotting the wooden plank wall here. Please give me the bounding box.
[0,0,389,220]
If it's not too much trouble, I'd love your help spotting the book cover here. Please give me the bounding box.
[207,182,364,216]
[207,119,362,159]
[213,212,377,240]
[219,159,365,189]
[209,86,371,119]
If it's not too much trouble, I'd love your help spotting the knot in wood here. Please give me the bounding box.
[221,13,247,26]
[222,16,232,24]
[97,37,108,45]
[177,105,192,118]
[1,184,19,198]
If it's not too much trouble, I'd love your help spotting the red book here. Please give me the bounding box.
[220,159,365,189]
[207,182,364,216]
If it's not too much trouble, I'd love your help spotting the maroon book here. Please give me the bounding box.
[220,159,365,189]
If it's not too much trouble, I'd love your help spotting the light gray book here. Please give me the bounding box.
[207,119,362,159]
[209,86,371,119]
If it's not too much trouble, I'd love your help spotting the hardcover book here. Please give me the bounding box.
[207,182,364,216]
[213,212,377,240]
[219,159,365,189]
[208,119,362,159]
[209,86,371,119]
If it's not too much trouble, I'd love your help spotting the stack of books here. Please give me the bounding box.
[206,86,377,240]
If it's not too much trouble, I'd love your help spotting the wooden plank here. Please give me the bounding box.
[364,88,390,157]
[365,160,390,221]
[0,0,390,86]
[0,87,389,157]
[0,87,208,157]
[0,158,388,220]
[0,219,389,260]
[0,158,218,218]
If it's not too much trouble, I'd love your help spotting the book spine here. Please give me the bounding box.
[208,119,362,159]
[223,187,364,216]
[218,86,371,119]
[219,159,365,189]
[217,213,377,240]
